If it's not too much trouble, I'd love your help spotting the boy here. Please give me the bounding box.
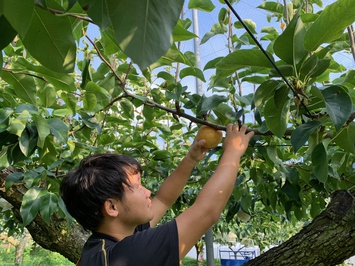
[60,124,253,265]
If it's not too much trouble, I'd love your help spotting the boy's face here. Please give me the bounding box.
[118,171,153,226]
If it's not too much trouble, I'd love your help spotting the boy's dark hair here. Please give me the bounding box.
[60,153,142,231]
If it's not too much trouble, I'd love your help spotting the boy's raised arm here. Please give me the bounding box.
[150,138,209,227]
[175,124,254,259]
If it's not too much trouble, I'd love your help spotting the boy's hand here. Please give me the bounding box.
[186,139,210,164]
[223,124,254,158]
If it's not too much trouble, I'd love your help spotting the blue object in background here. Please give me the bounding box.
[220,259,249,266]
[219,249,256,266]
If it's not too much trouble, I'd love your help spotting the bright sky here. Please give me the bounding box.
[180,0,355,96]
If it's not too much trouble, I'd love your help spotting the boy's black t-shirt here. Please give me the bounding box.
[77,220,179,266]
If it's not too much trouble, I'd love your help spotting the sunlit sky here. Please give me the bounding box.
[179,0,354,96]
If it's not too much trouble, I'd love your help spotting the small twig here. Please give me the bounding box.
[347,25,355,63]
[283,0,289,25]
[2,68,48,82]
[34,2,93,23]
[84,32,125,87]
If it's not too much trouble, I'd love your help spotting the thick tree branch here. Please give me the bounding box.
[0,167,87,264]
[245,190,355,266]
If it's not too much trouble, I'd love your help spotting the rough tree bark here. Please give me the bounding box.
[245,190,355,266]
[1,167,355,265]
[0,167,88,264]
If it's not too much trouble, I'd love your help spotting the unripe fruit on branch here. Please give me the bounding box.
[196,125,223,149]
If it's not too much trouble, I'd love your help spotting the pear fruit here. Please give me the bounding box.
[196,125,223,149]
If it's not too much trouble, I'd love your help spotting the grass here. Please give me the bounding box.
[0,244,73,266]
[181,257,222,265]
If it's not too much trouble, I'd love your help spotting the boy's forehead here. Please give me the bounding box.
[127,172,141,183]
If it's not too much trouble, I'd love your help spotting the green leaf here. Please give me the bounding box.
[310,194,325,218]
[0,107,13,126]
[200,23,227,45]
[23,169,40,188]
[83,92,97,112]
[264,87,290,138]
[47,118,68,143]
[1,0,34,38]
[15,58,76,92]
[213,104,233,124]
[299,56,318,79]
[254,80,281,111]
[85,81,111,102]
[60,92,77,115]
[153,150,172,160]
[5,172,23,191]
[100,27,121,55]
[218,8,227,24]
[80,58,92,89]
[240,190,252,212]
[37,86,57,108]
[269,65,294,78]
[153,44,193,68]
[7,110,30,137]
[188,0,215,12]
[58,197,73,226]
[0,147,10,170]
[281,180,300,201]
[20,129,31,157]
[20,187,43,226]
[321,86,352,131]
[204,57,223,70]
[77,0,111,29]
[291,121,322,152]
[35,0,46,9]
[216,49,274,71]
[40,191,58,225]
[23,6,76,73]
[333,122,355,153]
[234,19,257,35]
[179,67,206,82]
[304,0,355,51]
[104,0,184,69]
[173,21,197,42]
[1,71,37,105]
[258,2,284,15]
[0,15,17,50]
[200,95,228,113]
[0,52,2,76]
[311,143,328,183]
[19,125,38,157]
[120,98,135,120]
[274,8,307,64]
[66,0,77,11]
[33,115,50,148]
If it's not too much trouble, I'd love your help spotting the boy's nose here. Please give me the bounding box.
[145,187,151,197]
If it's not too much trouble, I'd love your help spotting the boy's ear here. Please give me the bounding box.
[103,199,119,217]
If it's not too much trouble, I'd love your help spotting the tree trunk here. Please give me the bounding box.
[15,234,31,266]
[2,167,355,265]
[0,167,89,264]
[245,190,355,266]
